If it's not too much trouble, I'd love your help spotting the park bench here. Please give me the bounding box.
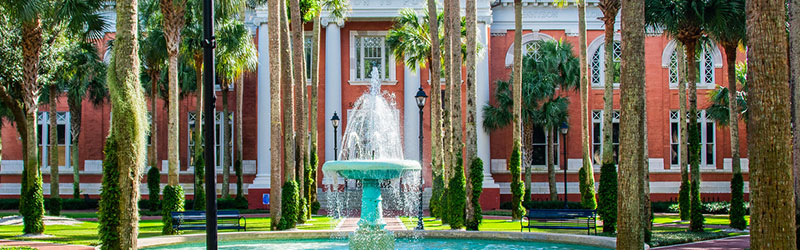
[171,210,247,232]
[520,209,597,235]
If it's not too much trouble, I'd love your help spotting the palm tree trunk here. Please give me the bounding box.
[601,0,618,165]
[19,18,45,235]
[524,125,532,202]
[268,0,283,230]
[150,72,159,174]
[464,0,478,225]
[449,0,463,185]
[101,0,147,245]
[677,43,690,221]
[49,85,60,214]
[747,0,798,247]
[512,0,522,155]
[68,96,81,199]
[684,38,704,232]
[441,0,453,185]
[235,76,244,199]
[577,0,597,209]
[222,86,231,198]
[617,0,645,247]
[193,55,205,210]
[310,10,321,211]
[281,0,296,183]
[289,0,307,225]
[723,42,746,230]
[641,76,651,241]
[162,0,184,188]
[790,0,800,242]
[548,128,557,201]
[428,0,442,181]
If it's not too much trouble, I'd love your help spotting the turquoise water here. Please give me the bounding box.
[141,238,610,250]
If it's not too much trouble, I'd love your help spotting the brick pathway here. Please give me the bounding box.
[0,239,94,250]
[651,235,750,250]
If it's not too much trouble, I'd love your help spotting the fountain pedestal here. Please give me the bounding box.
[358,179,385,229]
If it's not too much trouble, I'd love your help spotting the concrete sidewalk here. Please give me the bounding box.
[0,239,94,250]
[651,235,750,250]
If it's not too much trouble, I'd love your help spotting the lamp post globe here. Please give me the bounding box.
[415,87,427,230]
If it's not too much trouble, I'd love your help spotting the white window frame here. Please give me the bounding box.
[668,49,716,89]
[523,124,559,170]
[669,110,716,169]
[38,111,71,169]
[348,30,397,85]
[304,35,313,85]
[591,110,620,165]
[188,111,233,169]
[589,40,621,88]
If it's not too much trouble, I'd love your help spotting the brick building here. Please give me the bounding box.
[0,0,748,210]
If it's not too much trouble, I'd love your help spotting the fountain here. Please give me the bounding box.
[322,67,421,249]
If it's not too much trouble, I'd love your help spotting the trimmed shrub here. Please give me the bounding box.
[193,145,206,211]
[99,137,120,246]
[48,198,61,216]
[465,157,484,231]
[688,112,704,232]
[578,162,597,209]
[430,170,444,219]
[235,159,244,205]
[147,166,161,212]
[509,142,526,220]
[690,181,704,232]
[447,153,466,229]
[161,185,185,235]
[597,162,617,233]
[311,201,321,214]
[297,196,308,224]
[679,177,691,221]
[729,173,747,230]
[440,187,449,224]
[308,148,319,215]
[278,181,299,230]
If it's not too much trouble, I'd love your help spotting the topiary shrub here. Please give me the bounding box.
[308,148,318,216]
[578,162,597,210]
[598,162,617,233]
[99,137,120,246]
[447,153,466,229]
[235,159,244,204]
[465,157,484,231]
[430,170,444,219]
[278,181,299,230]
[311,200,321,214]
[297,196,308,225]
[147,166,161,212]
[193,145,206,211]
[161,185,185,235]
[679,178,690,221]
[509,142,526,221]
[440,187,450,225]
[690,181,704,232]
[48,197,61,216]
[729,172,746,230]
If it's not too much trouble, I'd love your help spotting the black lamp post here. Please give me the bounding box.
[201,0,218,248]
[414,87,427,230]
[560,122,569,209]
[331,112,340,160]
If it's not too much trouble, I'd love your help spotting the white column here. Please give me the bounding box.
[403,62,421,161]
[252,22,270,188]
[325,21,342,162]
[477,22,498,188]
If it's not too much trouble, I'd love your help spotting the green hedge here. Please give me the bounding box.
[447,153,466,229]
[729,173,747,230]
[161,185,185,235]
[465,157,484,231]
[578,162,597,210]
[147,167,161,212]
[99,136,120,247]
[429,162,444,219]
[509,142,526,220]
[679,178,691,221]
[597,162,617,233]
[48,198,61,216]
[278,181,299,230]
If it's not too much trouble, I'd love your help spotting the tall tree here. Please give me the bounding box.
[427,0,443,219]
[289,0,308,224]
[0,0,105,234]
[180,1,207,210]
[645,0,709,230]
[597,0,619,232]
[448,0,464,230]
[267,0,283,231]
[510,0,525,221]
[140,21,166,202]
[576,0,597,210]
[464,0,478,227]
[704,0,746,230]
[617,0,645,247]
[98,0,148,246]
[278,0,298,229]
[441,0,453,198]
[677,43,690,221]
[790,0,800,243]
[747,0,798,247]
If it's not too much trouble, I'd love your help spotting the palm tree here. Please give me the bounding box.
[464,0,478,228]
[289,0,308,224]
[510,0,524,221]
[704,0,746,230]
[160,0,187,206]
[746,0,797,247]
[267,0,283,231]
[646,0,711,231]
[597,0,619,232]
[279,0,297,229]
[0,0,105,234]
[140,21,167,200]
[426,0,443,220]
[216,19,258,199]
[617,0,646,247]
[792,1,800,243]
[575,0,596,210]
[98,0,148,246]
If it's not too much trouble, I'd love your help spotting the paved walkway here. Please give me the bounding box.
[0,239,94,250]
[651,235,750,250]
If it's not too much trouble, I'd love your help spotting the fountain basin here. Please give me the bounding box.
[322,160,421,180]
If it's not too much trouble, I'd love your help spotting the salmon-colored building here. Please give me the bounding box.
[0,0,748,210]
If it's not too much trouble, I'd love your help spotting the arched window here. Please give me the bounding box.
[504,32,555,67]
[589,41,621,87]
[662,40,722,89]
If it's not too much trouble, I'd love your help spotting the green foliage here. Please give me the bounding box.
[311,201,321,214]
[278,181,299,230]
[578,164,597,209]
[147,166,161,212]
[690,180,704,232]
[465,157,484,231]
[48,198,62,216]
[729,173,746,230]
[440,187,449,224]
[447,153,466,229]
[98,136,120,247]
[234,159,245,204]
[429,167,445,219]
[679,178,691,221]
[297,196,308,224]
[307,148,318,215]
[688,107,704,232]
[19,141,44,235]
[509,142,526,221]
[597,162,617,233]
[193,145,205,211]
[161,185,185,235]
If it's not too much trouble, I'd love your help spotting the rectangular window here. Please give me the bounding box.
[188,111,233,168]
[37,112,70,167]
[669,110,715,168]
[305,36,313,82]
[350,31,395,84]
[524,125,559,167]
[591,110,620,165]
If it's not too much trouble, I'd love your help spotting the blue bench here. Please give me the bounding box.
[520,209,597,235]
[171,210,247,232]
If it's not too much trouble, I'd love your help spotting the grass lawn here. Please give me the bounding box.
[652,214,751,226]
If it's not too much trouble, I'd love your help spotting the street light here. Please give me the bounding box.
[560,122,569,209]
[414,87,427,230]
[201,0,218,248]
[331,112,340,160]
